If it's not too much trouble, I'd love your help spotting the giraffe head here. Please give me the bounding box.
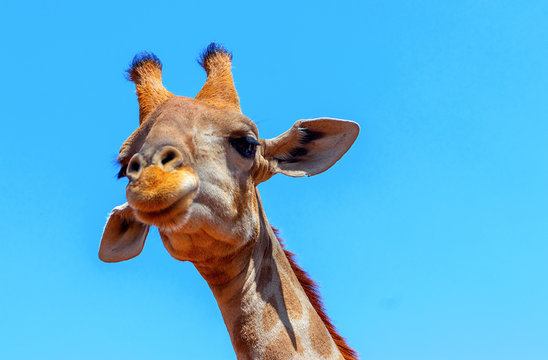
[99,43,359,270]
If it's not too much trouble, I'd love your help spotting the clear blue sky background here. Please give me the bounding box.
[1,1,546,359]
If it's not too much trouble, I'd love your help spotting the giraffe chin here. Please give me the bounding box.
[131,189,196,231]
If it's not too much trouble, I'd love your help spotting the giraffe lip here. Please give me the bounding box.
[132,189,196,227]
[135,196,184,218]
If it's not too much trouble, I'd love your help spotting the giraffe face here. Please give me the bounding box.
[117,97,262,242]
[99,46,359,263]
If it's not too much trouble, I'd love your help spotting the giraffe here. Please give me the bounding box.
[99,43,360,360]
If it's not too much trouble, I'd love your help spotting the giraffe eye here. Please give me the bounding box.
[229,136,260,158]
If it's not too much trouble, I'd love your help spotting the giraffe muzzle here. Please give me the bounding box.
[125,145,199,226]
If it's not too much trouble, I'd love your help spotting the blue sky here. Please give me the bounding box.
[1,1,547,359]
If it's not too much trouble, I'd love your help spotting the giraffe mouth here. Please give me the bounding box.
[132,191,196,228]
[126,166,200,229]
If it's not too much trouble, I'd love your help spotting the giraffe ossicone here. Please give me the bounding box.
[100,42,359,360]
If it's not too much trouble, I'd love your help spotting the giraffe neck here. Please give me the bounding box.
[201,194,344,360]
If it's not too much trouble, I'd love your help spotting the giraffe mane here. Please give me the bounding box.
[272,228,359,360]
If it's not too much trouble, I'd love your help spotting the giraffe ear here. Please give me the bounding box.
[99,203,150,263]
[263,118,359,177]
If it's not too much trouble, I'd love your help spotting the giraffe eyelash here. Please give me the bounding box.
[117,164,128,179]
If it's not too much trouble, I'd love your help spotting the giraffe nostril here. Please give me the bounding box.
[126,154,143,180]
[154,146,183,170]
[129,161,140,173]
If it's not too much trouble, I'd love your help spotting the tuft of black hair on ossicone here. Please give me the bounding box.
[197,42,232,69]
[125,51,162,81]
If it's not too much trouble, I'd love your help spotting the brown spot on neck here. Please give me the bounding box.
[261,296,278,332]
